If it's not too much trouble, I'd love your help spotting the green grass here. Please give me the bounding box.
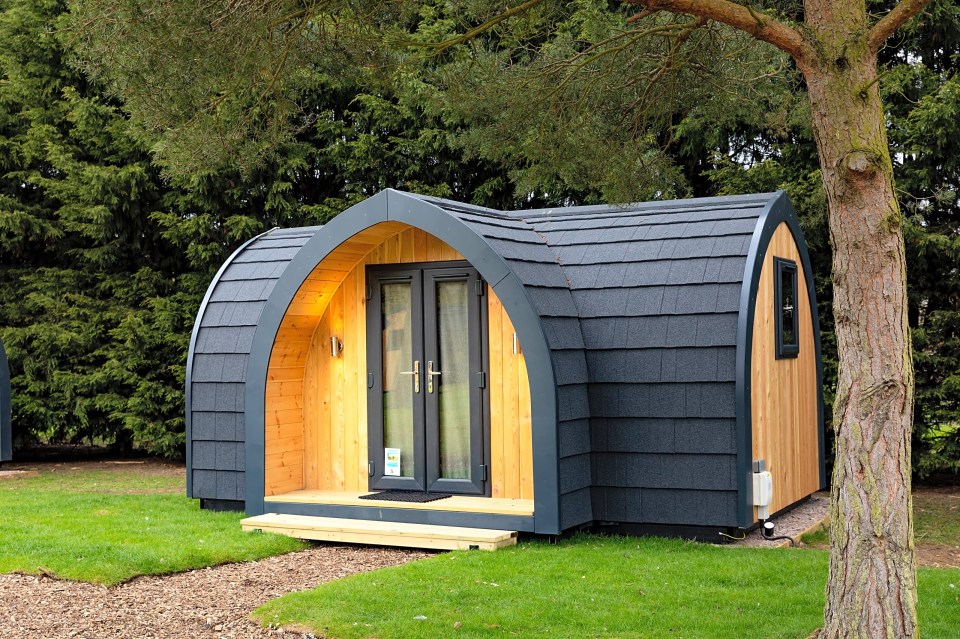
[0,465,306,585]
[802,489,960,548]
[800,525,829,546]
[4,466,184,494]
[254,536,960,639]
[915,491,960,546]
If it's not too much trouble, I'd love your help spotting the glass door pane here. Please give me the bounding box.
[423,267,485,495]
[435,280,470,480]
[367,268,425,492]
[381,282,416,478]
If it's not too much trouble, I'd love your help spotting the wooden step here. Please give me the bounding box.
[241,513,518,551]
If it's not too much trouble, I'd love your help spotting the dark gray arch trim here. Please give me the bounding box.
[245,189,563,534]
[0,337,11,462]
[734,191,827,529]
[185,227,277,497]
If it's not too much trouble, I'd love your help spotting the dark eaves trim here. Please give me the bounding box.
[734,191,827,529]
[243,190,564,534]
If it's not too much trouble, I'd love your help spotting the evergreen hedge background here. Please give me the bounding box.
[0,0,957,477]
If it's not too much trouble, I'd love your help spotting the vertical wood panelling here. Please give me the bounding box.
[266,222,407,496]
[488,292,506,497]
[518,354,534,499]
[267,222,534,501]
[502,298,521,499]
[750,223,820,518]
[330,278,346,490]
[343,264,362,492]
[301,312,322,489]
[264,347,306,495]
[486,292,534,500]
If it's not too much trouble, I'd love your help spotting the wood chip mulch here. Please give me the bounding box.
[0,545,431,638]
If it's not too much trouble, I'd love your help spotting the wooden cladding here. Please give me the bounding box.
[488,292,534,500]
[264,223,534,501]
[750,223,820,518]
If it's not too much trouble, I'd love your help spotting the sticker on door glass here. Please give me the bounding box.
[384,448,401,476]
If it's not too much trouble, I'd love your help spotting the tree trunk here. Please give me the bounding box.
[800,4,917,638]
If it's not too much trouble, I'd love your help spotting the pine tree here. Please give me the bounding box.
[0,0,200,454]
[1,0,523,456]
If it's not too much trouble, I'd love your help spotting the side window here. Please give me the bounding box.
[774,258,799,359]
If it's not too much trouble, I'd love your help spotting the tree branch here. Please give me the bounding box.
[867,0,933,53]
[424,0,548,53]
[625,0,814,65]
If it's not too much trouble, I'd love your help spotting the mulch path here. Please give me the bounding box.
[0,545,430,638]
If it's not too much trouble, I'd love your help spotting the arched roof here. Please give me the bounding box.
[186,188,822,532]
[519,193,782,528]
[242,190,578,533]
[186,225,322,499]
[734,192,825,527]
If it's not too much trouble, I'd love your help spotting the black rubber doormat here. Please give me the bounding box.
[359,491,452,503]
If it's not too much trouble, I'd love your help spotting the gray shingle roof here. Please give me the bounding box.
[513,196,765,528]
[431,193,766,527]
[187,191,775,527]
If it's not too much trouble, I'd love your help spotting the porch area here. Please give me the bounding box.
[241,513,519,550]
[265,489,534,516]
[262,222,536,522]
[251,490,532,550]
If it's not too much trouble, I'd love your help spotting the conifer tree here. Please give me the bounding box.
[1,0,522,455]
[64,0,951,635]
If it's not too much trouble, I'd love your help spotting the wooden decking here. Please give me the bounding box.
[265,489,534,516]
[241,513,518,551]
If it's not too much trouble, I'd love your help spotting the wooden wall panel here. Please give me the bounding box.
[488,292,535,500]
[266,222,534,501]
[750,222,820,519]
[264,221,407,496]
[264,345,306,495]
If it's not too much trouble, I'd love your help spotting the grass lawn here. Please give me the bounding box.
[0,462,306,585]
[915,489,960,546]
[255,536,960,639]
[803,489,960,547]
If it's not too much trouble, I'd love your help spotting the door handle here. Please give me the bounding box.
[427,360,442,394]
[400,360,420,393]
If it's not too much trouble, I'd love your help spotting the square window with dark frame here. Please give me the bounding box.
[774,257,799,359]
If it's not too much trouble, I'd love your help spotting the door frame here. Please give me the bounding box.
[423,266,486,495]
[365,261,491,496]
[365,267,427,491]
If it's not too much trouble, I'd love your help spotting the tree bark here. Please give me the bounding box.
[799,2,917,638]
[634,1,923,636]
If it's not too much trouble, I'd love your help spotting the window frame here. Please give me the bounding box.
[774,257,800,359]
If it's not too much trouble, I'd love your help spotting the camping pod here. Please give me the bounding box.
[0,336,10,461]
[186,190,825,536]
